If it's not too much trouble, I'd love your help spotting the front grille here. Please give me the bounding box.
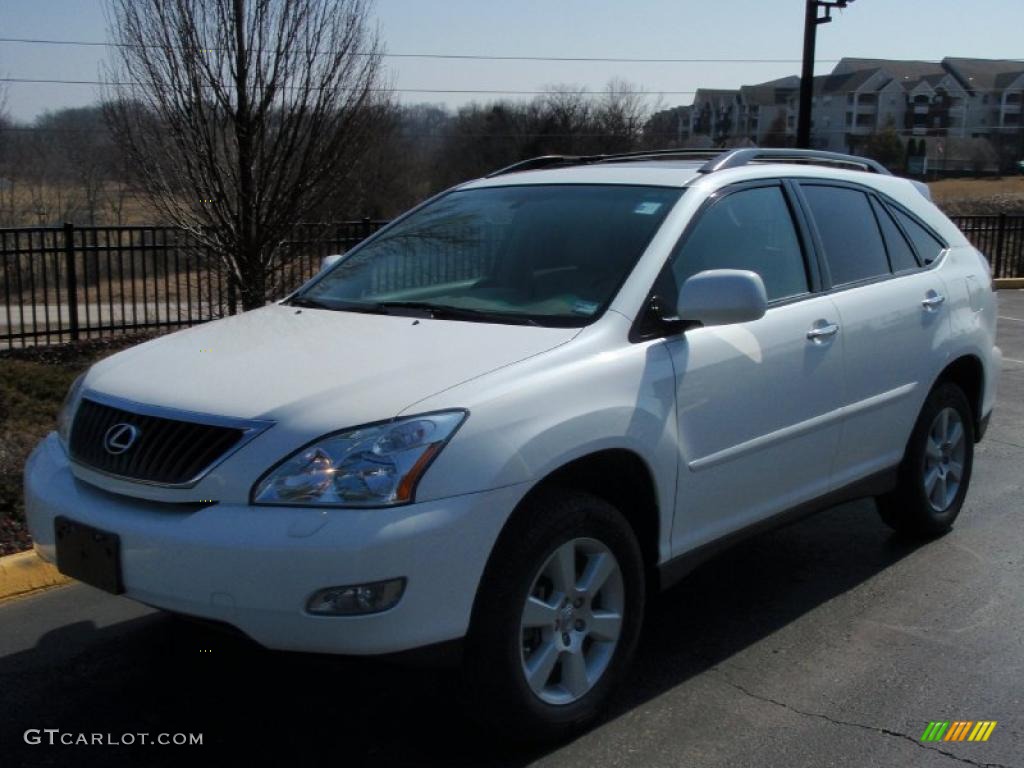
[69,398,246,485]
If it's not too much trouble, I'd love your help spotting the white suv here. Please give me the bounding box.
[25,148,1000,737]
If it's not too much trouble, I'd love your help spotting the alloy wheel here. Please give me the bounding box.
[519,537,625,706]
[923,406,966,512]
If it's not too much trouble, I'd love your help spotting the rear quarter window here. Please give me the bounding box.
[871,198,920,272]
[891,208,946,265]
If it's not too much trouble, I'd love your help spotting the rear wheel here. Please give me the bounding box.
[877,382,974,537]
[463,488,645,741]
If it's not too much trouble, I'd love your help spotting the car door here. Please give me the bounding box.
[661,181,846,556]
[796,182,951,487]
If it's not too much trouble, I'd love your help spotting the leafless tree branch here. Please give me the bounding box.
[103,0,385,309]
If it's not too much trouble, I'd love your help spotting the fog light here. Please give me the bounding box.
[306,578,406,616]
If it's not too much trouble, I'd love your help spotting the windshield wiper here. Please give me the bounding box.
[377,301,540,326]
[289,296,540,325]
[286,295,333,309]
[286,295,388,314]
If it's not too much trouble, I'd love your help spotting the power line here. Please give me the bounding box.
[1,125,1012,138]
[0,36,842,64]
[0,77,698,96]
[2,77,1017,97]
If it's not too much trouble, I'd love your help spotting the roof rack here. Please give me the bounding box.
[700,148,891,175]
[485,148,723,178]
[486,155,584,177]
[486,147,891,178]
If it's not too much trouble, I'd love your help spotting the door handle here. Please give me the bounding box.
[806,323,840,342]
[921,293,946,309]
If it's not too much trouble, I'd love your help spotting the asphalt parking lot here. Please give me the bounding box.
[1,291,1022,768]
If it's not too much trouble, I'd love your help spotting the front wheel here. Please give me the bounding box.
[877,382,975,537]
[463,489,645,741]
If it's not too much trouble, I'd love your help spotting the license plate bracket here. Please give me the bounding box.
[54,516,124,595]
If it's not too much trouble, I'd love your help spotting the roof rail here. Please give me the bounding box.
[486,147,892,179]
[486,148,724,178]
[699,148,892,176]
[485,155,582,177]
[590,148,727,163]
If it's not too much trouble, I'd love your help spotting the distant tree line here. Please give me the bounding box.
[0,80,662,229]
[3,87,1021,230]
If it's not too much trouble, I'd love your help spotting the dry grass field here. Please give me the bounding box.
[929,176,1024,214]
[0,181,159,227]
[4,175,1024,225]
[930,175,1024,200]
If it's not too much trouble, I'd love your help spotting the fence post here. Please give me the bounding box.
[227,273,238,316]
[361,216,372,241]
[62,222,80,341]
[993,213,1007,278]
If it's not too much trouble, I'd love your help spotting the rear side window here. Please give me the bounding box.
[871,199,920,272]
[670,185,809,302]
[802,185,890,286]
[892,208,946,265]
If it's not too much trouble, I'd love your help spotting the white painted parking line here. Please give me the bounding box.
[1004,357,1024,365]
[999,316,1024,323]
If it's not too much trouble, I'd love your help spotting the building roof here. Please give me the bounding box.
[834,58,946,81]
[693,88,740,103]
[823,58,956,95]
[944,58,1024,93]
[740,76,801,106]
[818,68,882,95]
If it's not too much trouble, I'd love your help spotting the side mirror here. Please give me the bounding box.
[320,254,343,272]
[677,269,767,328]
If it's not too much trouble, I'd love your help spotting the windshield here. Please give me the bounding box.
[299,184,683,326]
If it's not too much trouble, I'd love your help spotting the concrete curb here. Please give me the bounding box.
[995,279,1024,289]
[0,549,70,603]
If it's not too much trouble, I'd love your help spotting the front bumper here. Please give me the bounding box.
[25,433,525,655]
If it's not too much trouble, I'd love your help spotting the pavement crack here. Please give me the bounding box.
[987,437,1024,452]
[711,670,1017,768]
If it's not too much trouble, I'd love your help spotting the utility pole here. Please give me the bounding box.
[797,0,855,149]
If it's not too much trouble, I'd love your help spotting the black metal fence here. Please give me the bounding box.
[950,214,1024,279]
[1,220,385,348]
[1,214,1022,349]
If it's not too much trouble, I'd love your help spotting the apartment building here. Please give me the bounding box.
[681,57,1024,166]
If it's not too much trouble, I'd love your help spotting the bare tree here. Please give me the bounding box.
[0,83,11,224]
[594,79,653,154]
[536,84,592,154]
[104,0,385,309]
[34,107,113,225]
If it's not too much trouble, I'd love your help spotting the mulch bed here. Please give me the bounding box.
[0,333,161,555]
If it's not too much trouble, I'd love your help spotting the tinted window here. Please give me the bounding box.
[670,186,809,302]
[304,185,682,326]
[892,208,946,265]
[872,199,919,271]
[802,185,890,286]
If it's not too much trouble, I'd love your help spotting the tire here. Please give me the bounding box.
[877,381,974,537]
[463,487,645,742]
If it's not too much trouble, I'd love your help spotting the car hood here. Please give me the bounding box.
[85,304,579,426]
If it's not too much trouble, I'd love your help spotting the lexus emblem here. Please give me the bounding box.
[103,423,141,455]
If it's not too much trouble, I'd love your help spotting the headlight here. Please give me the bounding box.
[57,371,88,446]
[252,410,467,507]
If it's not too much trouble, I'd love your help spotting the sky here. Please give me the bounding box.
[1,0,1023,122]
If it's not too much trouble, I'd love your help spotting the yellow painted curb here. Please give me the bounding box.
[994,278,1024,289]
[0,549,71,602]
